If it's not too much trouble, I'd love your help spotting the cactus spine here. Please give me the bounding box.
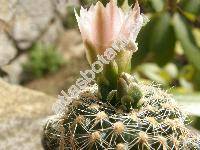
[42,73,200,150]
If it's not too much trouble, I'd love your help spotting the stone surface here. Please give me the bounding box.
[0,31,17,66]
[0,0,67,58]
[2,54,28,84]
[0,0,68,83]
[0,0,16,23]
[0,79,57,149]
[40,17,64,45]
[10,0,55,49]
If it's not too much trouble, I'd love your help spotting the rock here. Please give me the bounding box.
[0,0,16,22]
[54,0,69,18]
[10,0,55,49]
[40,17,64,45]
[0,0,67,50]
[0,31,17,66]
[0,79,57,149]
[2,54,28,84]
[0,0,67,83]
[68,0,80,5]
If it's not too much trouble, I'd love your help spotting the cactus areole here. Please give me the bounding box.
[42,1,200,150]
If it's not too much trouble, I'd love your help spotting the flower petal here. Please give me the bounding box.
[105,0,124,44]
[92,1,107,53]
[75,0,144,56]
[75,7,93,42]
[120,1,143,42]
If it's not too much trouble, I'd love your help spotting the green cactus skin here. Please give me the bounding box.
[42,74,200,150]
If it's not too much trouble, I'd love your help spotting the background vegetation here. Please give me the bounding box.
[23,43,64,80]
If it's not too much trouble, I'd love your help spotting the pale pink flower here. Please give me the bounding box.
[75,0,143,57]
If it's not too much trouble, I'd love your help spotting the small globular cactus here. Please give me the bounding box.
[42,74,200,149]
[42,1,200,150]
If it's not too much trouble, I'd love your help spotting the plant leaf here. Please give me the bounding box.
[173,13,200,71]
[149,0,164,12]
[179,0,200,16]
[149,12,176,66]
[138,63,174,85]
[132,15,158,69]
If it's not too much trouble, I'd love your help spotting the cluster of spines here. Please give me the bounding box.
[42,82,200,150]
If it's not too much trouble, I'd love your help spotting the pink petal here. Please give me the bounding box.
[92,1,107,53]
[120,1,143,41]
[92,1,124,53]
[75,0,144,55]
[75,7,93,42]
[105,0,124,44]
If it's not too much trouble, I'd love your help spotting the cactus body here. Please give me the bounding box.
[42,74,200,150]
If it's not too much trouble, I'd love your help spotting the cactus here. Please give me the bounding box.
[42,73,200,150]
[42,1,200,150]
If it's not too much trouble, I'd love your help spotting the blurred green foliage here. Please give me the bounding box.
[63,6,78,29]
[191,117,200,130]
[23,43,64,79]
[128,0,200,93]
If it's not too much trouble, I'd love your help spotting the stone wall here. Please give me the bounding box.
[0,0,67,65]
[0,0,80,83]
